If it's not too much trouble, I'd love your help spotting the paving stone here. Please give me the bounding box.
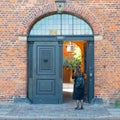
[0,101,120,120]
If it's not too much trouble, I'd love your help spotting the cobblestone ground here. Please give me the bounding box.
[0,100,120,120]
[0,90,120,120]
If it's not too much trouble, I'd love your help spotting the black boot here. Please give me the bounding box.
[75,106,79,110]
[75,100,80,110]
[81,106,84,109]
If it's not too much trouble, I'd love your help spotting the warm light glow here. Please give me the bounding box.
[74,44,81,59]
[66,42,74,52]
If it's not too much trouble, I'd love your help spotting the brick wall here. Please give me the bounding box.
[0,0,120,103]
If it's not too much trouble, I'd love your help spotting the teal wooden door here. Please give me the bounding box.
[30,41,62,104]
[85,41,94,103]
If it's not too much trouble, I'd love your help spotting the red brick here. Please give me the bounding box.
[0,0,120,103]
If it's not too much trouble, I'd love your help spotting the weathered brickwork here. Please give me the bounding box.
[0,0,120,103]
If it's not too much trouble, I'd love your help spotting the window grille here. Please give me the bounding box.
[30,14,93,36]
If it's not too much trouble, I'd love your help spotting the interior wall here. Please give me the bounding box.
[63,41,87,83]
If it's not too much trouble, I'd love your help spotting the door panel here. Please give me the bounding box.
[36,46,56,75]
[84,43,88,102]
[32,42,60,104]
[85,41,94,103]
[88,41,94,102]
[36,79,55,95]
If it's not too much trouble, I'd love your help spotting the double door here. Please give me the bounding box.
[28,37,94,104]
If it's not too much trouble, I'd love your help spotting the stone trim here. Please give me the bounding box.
[18,36,27,41]
[94,35,104,40]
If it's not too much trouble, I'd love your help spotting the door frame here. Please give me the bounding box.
[28,35,94,103]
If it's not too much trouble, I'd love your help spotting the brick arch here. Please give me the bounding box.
[20,3,56,35]
[20,2,104,35]
[64,3,104,35]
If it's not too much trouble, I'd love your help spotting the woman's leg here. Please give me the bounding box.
[75,100,80,109]
[80,99,84,109]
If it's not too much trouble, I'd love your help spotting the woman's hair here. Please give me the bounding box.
[75,65,81,76]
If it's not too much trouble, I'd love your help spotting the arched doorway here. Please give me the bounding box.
[28,13,94,104]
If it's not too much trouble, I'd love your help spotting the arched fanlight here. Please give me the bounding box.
[30,14,93,36]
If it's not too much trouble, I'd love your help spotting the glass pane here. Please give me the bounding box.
[30,14,93,35]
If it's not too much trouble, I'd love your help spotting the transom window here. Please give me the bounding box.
[30,14,93,36]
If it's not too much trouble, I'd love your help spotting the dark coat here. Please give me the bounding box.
[72,76,84,100]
